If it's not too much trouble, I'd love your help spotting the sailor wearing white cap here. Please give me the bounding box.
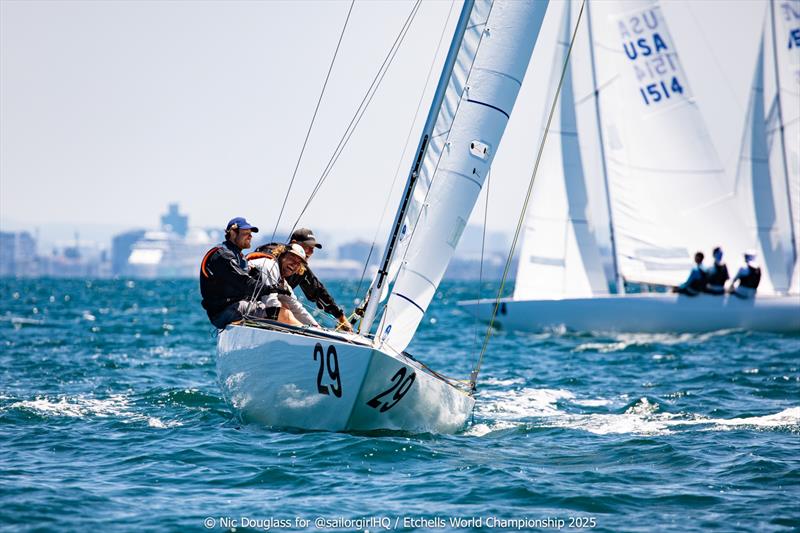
[730,250,762,299]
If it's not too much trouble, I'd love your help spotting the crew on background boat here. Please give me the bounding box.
[673,251,707,296]
[703,246,729,295]
[247,243,319,327]
[251,228,353,332]
[199,217,287,329]
[730,250,761,299]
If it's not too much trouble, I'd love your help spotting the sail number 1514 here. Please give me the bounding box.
[639,76,683,105]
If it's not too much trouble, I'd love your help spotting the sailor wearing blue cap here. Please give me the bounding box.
[199,217,287,329]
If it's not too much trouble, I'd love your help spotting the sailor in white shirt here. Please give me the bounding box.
[247,243,320,327]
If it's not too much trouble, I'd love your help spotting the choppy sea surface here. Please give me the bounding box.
[1,278,798,532]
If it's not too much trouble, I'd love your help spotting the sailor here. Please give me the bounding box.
[248,243,320,327]
[673,251,707,296]
[249,228,353,332]
[199,217,287,329]
[730,250,762,299]
[703,246,729,295]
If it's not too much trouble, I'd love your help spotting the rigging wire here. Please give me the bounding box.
[350,0,459,311]
[469,0,587,391]
[372,1,499,339]
[290,0,423,232]
[472,169,490,351]
[270,0,356,242]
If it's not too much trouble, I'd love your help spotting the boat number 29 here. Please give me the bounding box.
[313,343,342,398]
[367,367,416,413]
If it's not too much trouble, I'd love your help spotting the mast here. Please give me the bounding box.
[585,0,624,294]
[769,0,799,273]
[359,0,476,335]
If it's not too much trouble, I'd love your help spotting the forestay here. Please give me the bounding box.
[377,0,549,353]
[589,0,754,287]
[514,0,611,300]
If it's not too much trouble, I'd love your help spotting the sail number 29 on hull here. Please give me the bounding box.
[367,367,416,413]
[313,343,342,397]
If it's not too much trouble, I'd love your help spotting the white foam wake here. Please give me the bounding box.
[4,394,181,429]
[467,387,800,436]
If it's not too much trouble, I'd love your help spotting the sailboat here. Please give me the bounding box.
[460,0,800,334]
[216,0,550,433]
[736,0,800,296]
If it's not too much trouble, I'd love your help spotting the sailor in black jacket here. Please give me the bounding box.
[200,217,286,329]
[250,228,353,332]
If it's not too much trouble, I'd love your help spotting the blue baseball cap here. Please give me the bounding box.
[226,217,259,233]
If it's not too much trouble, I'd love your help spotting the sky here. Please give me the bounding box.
[0,0,766,249]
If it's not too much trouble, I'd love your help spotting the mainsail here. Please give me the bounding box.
[767,0,800,292]
[370,0,549,353]
[735,0,800,295]
[587,0,754,287]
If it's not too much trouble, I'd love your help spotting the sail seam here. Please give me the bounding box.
[449,170,482,189]
[406,268,437,289]
[466,98,510,119]
[394,293,425,314]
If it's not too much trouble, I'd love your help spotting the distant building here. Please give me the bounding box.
[110,204,222,278]
[0,231,38,277]
[112,229,146,276]
[160,203,188,237]
[338,240,379,266]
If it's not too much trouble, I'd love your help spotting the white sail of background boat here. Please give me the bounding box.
[736,0,800,295]
[460,0,800,333]
[216,0,550,433]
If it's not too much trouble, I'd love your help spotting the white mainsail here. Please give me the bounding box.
[373,0,550,354]
[766,0,800,292]
[514,0,611,300]
[735,0,800,295]
[589,0,754,287]
[735,40,792,294]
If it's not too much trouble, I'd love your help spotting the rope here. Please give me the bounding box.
[473,169,490,351]
[291,0,423,232]
[350,0,459,313]
[270,1,356,242]
[469,0,586,391]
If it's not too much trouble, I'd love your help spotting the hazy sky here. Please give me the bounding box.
[1,0,765,247]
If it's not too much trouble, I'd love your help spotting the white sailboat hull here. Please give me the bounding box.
[216,324,474,433]
[459,293,800,333]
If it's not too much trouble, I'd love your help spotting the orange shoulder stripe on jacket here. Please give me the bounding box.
[200,247,221,278]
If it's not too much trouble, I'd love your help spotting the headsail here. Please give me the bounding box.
[374,0,550,353]
[514,0,611,300]
[588,0,754,287]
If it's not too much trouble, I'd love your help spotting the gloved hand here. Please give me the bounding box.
[336,313,354,333]
[265,284,292,296]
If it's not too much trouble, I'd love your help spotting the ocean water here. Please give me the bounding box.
[1,278,798,532]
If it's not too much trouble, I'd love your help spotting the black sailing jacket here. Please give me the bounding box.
[199,240,267,319]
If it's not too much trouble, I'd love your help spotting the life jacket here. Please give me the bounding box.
[706,263,729,287]
[245,251,274,261]
[739,266,761,289]
[688,266,707,292]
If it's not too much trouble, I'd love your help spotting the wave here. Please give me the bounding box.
[2,394,182,429]
[468,387,800,436]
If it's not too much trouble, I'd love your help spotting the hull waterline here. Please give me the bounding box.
[459,293,800,333]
